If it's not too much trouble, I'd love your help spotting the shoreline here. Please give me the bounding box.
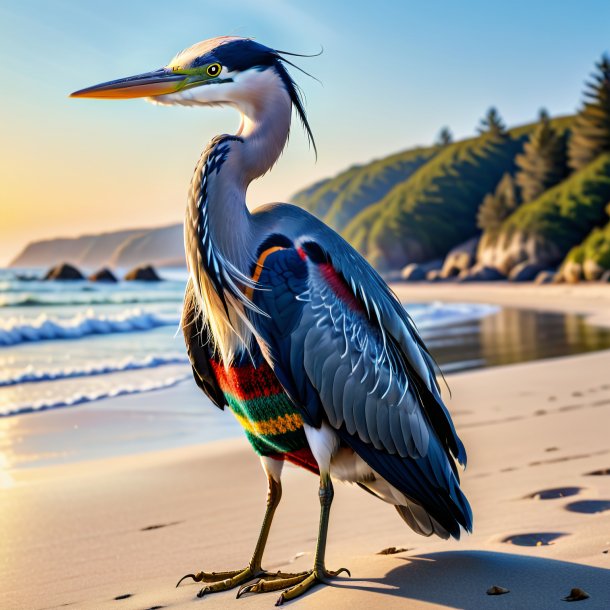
[3,284,610,609]
[392,281,610,329]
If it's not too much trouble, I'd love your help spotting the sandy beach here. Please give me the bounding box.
[2,283,610,610]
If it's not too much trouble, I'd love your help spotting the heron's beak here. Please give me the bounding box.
[70,68,190,99]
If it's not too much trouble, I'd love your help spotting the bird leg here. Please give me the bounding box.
[176,475,307,597]
[237,472,350,605]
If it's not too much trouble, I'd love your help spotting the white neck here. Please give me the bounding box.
[204,68,292,264]
[235,67,293,182]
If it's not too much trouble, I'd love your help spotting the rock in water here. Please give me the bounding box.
[89,268,118,283]
[124,265,161,281]
[486,585,510,595]
[43,263,84,281]
[562,587,590,602]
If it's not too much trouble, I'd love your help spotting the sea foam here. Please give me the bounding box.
[410,302,499,330]
[0,308,178,346]
[0,353,189,387]
[0,373,190,417]
[0,294,182,307]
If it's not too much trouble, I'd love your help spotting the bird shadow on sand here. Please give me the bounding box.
[330,550,610,610]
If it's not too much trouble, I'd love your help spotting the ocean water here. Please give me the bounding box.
[2,267,610,469]
[0,268,501,419]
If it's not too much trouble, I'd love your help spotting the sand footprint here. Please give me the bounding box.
[564,500,610,514]
[501,532,566,546]
[524,487,582,500]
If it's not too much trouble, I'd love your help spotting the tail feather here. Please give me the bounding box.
[395,504,450,539]
[339,426,473,539]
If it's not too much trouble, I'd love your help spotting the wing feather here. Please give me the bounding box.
[248,241,472,537]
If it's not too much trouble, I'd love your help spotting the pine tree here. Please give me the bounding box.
[515,108,568,203]
[477,107,507,139]
[568,54,610,171]
[477,173,520,231]
[436,126,453,146]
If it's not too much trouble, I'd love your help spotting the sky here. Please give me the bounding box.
[0,0,609,265]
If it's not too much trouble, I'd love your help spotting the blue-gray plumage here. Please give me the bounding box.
[71,35,472,604]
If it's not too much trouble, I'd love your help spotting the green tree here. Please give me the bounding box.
[477,172,520,232]
[477,107,507,139]
[568,55,610,171]
[436,126,453,146]
[515,108,568,203]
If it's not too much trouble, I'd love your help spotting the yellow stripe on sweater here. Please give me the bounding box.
[245,246,285,300]
[233,411,304,437]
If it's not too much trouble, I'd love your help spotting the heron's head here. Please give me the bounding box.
[71,36,315,147]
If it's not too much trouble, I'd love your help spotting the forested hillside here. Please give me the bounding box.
[292,53,610,282]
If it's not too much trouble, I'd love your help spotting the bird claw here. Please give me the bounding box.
[176,574,197,589]
[236,579,262,598]
[275,566,350,605]
[327,567,351,579]
[235,566,350,604]
[176,569,243,587]
[197,585,212,598]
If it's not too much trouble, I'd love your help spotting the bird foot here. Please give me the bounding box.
[176,567,311,598]
[237,566,350,605]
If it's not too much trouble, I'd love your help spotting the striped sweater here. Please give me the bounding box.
[210,359,319,474]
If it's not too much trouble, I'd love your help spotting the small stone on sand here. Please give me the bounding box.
[563,587,590,602]
[377,546,409,555]
[486,585,509,595]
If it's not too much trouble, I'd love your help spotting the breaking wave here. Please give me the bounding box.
[0,308,179,347]
[0,294,182,307]
[0,353,189,387]
[410,302,499,330]
[0,374,190,417]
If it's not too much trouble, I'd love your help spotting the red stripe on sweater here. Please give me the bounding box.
[210,359,285,401]
[270,447,320,475]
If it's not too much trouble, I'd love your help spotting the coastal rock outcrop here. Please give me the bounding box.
[89,268,118,283]
[43,263,85,281]
[561,261,583,284]
[124,265,161,281]
[583,259,605,281]
[457,265,506,282]
[508,262,548,282]
[476,231,562,276]
[534,270,557,284]
[401,259,442,281]
[440,237,480,278]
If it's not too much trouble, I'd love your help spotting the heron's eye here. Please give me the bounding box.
[206,63,221,77]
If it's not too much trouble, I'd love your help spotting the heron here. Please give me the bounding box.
[71,36,472,605]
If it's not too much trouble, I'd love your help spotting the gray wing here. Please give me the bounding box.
[249,242,472,537]
[252,203,466,465]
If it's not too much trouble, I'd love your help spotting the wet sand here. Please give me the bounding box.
[2,283,610,609]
